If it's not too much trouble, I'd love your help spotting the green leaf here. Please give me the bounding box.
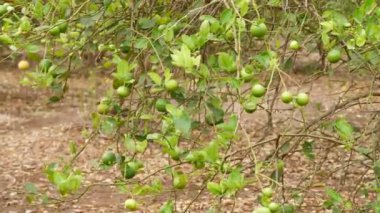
[171,44,201,70]
[218,52,236,72]
[138,17,156,29]
[147,71,162,85]
[219,9,235,26]
[325,188,343,203]
[24,182,38,194]
[302,139,315,160]
[100,117,118,135]
[160,200,174,213]
[334,117,354,142]
[207,182,223,195]
[166,105,192,138]
[374,160,380,178]
[135,37,149,49]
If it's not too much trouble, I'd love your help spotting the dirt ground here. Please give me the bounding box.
[0,62,379,213]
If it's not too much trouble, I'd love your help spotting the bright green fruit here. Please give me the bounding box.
[49,26,61,36]
[253,207,271,213]
[250,23,267,38]
[268,202,280,212]
[280,91,293,104]
[117,86,131,98]
[276,159,285,171]
[295,93,309,106]
[97,103,109,114]
[289,40,300,51]
[57,19,68,33]
[243,101,257,113]
[18,60,30,70]
[262,187,274,197]
[101,151,116,166]
[121,164,136,179]
[124,199,138,211]
[226,29,234,40]
[0,34,13,44]
[39,59,53,72]
[155,99,169,112]
[164,79,178,91]
[173,173,188,189]
[251,84,266,97]
[327,49,341,63]
[69,31,80,39]
[0,5,7,16]
[20,17,32,32]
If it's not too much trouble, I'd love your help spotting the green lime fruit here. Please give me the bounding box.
[101,151,116,166]
[97,103,109,114]
[262,187,274,197]
[280,91,293,104]
[327,49,341,63]
[18,60,30,70]
[250,22,267,38]
[253,207,271,213]
[117,86,131,98]
[121,164,136,179]
[268,202,280,212]
[124,199,138,211]
[295,92,309,106]
[289,40,300,50]
[164,79,178,91]
[39,59,53,72]
[0,34,13,44]
[49,26,61,36]
[69,31,80,39]
[173,173,188,189]
[0,5,7,16]
[243,101,257,113]
[251,84,266,97]
[155,99,169,112]
[57,19,68,33]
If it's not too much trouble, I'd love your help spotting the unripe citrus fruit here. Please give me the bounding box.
[295,93,309,106]
[117,86,131,98]
[39,59,53,72]
[251,84,266,97]
[124,199,138,211]
[268,202,280,212]
[121,164,136,179]
[280,91,293,104]
[243,101,257,113]
[327,49,341,63]
[57,19,68,33]
[253,207,271,213]
[97,103,109,114]
[289,40,300,50]
[49,26,61,36]
[101,151,116,166]
[164,79,178,91]
[262,187,274,197]
[155,99,169,112]
[250,23,267,38]
[173,173,188,189]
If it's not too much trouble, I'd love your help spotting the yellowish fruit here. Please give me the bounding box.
[18,60,30,70]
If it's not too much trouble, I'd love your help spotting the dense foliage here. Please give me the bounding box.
[1,0,380,212]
